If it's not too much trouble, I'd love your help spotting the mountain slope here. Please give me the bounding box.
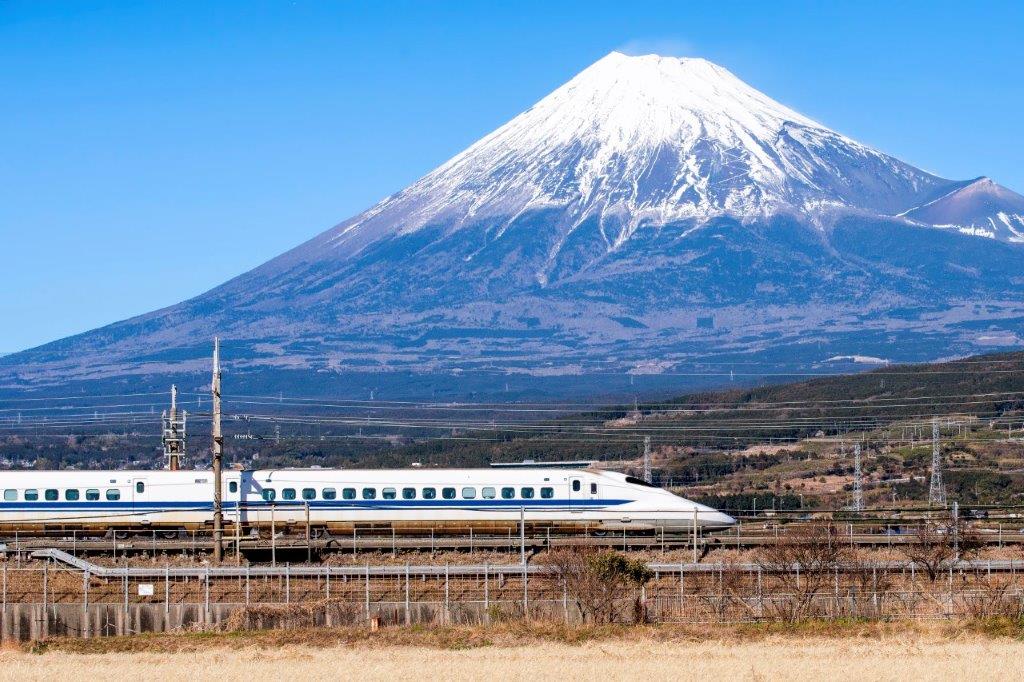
[3,53,1023,398]
[901,177,1024,242]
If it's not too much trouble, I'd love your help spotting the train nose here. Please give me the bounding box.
[705,510,736,528]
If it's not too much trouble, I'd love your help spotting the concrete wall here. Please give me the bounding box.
[0,601,574,641]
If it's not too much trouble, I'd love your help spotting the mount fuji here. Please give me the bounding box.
[5,52,1024,398]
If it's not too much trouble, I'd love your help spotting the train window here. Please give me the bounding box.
[3,489,16,501]
[442,487,456,500]
[540,487,554,499]
[86,489,99,501]
[362,488,376,500]
[136,481,145,494]
[402,487,416,500]
[66,489,80,501]
[302,488,316,500]
[461,487,476,499]
[106,489,121,501]
[323,488,337,500]
[520,487,535,499]
[501,487,515,499]
[262,488,276,501]
[45,489,58,501]
[282,488,296,501]
[481,487,496,499]
[229,481,238,494]
[342,488,356,500]
[382,487,397,500]
[571,480,581,492]
[590,483,598,495]
[24,489,38,501]
[422,487,437,499]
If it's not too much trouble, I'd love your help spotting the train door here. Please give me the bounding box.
[569,476,583,506]
[569,476,598,506]
[130,477,149,516]
[225,472,241,528]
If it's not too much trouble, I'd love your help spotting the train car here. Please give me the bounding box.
[0,467,735,536]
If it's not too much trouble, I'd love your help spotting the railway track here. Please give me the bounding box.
[3,528,1023,558]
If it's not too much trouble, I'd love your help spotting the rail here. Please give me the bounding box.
[27,548,1024,579]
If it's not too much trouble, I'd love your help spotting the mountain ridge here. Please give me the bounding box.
[3,53,1023,398]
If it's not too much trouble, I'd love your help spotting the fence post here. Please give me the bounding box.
[123,573,128,614]
[2,561,6,621]
[364,563,370,622]
[326,567,331,600]
[562,577,569,623]
[164,565,170,617]
[245,565,251,606]
[833,565,839,618]
[82,569,89,638]
[947,562,953,618]
[204,567,210,621]
[872,564,878,616]
[757,565,763,616]
[404,563,411,625]
[679,563,685,617]
[523,561,529,620]
[285,563,291,605]
[483,563,489,624]
[444,563,450,625]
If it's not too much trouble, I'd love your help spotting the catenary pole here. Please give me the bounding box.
[212,337,224,562]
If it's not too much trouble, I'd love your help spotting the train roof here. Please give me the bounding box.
[0,467,631,480]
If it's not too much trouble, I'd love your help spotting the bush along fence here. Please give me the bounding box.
[1,523,1023,639]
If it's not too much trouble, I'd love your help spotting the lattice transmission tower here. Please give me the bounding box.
[161,384,186,470]
[642,436,652,483]
[852,442,863,512]
[928,418,947,507]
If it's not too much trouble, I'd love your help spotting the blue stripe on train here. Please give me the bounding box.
[0,498,631,512]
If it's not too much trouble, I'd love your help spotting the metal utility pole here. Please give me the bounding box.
[642,436,652,484]
[852,442,863,512]
[161,384,186,470]
[928,418,947,507]
[212,338,224,562]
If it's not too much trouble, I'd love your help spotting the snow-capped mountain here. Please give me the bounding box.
[289,53,956,271]
[901,177,1024,242]
[4,53,1024,399]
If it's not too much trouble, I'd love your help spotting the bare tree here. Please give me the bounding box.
[754,522,851,621]
[540,548,653,624]
[897,519,982,583]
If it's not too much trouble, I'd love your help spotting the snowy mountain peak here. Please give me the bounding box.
[902,176,1024,242]
[321,52,951,259]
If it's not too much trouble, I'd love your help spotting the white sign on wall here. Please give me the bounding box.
[138,583,155,596]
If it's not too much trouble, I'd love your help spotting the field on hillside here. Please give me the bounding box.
[5,626,1024,681]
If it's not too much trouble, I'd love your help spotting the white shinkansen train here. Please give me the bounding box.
[0,467,735,535]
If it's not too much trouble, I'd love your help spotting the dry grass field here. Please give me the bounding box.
[2,623,1024,681]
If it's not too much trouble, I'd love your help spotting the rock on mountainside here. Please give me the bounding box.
[4,52,1024,398]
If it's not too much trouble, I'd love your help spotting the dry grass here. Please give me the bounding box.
[3,633,1024,681]
[3,622,1024,681]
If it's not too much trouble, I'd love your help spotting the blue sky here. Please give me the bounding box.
[2,0,1022,352]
